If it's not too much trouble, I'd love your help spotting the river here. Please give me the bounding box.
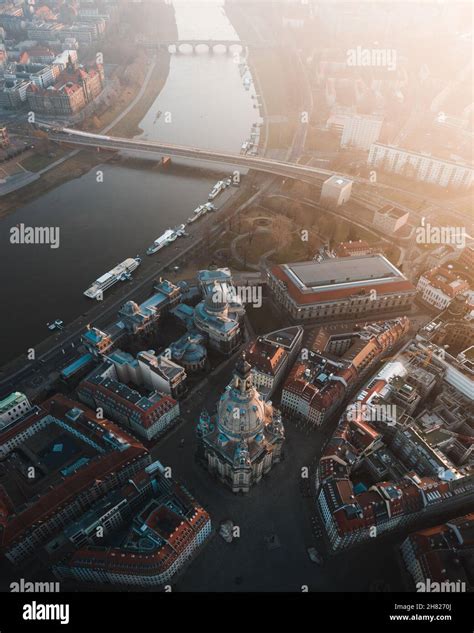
[0,0,259,366]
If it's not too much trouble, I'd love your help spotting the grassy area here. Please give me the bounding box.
[305,127,341,153]
[238,231,274,264]
[109,55,171,138]
[20,151,66,173]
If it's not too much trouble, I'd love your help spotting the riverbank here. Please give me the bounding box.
[224,1,302,155]
[0,0,260,370]
[0,181,257,394]
[0,2,178,221]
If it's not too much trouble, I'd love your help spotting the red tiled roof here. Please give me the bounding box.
[67,506,210,576]
[0,394,148,549]
[246,339,286,375]
[420,267,469,298]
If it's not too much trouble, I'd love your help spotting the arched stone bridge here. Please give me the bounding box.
[140,39,255,55]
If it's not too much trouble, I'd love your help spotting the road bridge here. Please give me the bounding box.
[39,125,471,225]
[44,125,345,186]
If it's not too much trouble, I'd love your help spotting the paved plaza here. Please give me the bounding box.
[151,362,404,592]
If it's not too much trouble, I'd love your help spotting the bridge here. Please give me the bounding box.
[43,125,343,185]
[139,38,250,55]
[39,126,472,226]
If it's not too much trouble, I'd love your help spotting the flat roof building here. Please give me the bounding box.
[268,254,416,321]
[320,175,353,208]
[340,113,383,150]
[373,205,410,234]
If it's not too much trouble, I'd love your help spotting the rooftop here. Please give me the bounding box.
[272,255,414,304]
[324,175,353,188]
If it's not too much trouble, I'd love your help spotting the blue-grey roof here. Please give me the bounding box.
[61,353,94,378]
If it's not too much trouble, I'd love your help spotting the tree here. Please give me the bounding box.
[264,196,286,214]
[272,214,293,251]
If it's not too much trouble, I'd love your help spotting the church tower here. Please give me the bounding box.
[196,353,285,493]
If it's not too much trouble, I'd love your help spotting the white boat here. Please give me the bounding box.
[84,257,141,300]
[146,229,175,255]
[208,180,226,200]
[188,204,207,222]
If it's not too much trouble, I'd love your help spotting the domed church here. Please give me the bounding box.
[196,354,285,493]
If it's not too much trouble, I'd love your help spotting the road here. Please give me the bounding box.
[261,193,407,266]
[41,126,472,228]
[0,179,269,397]
[1,58,158,195]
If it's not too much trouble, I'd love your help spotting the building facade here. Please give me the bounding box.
[281,318,410,426]
[0,395,150,565]
[77,363,180,441]
[416,267,470,311]
[373,205,410,234]
[26,58,104,116]
[320,175,353,207]
[368,143,473,190]
[246,337,288,400]
[196,355,285,493]
[52,461,212,588]
[340,114,383,150]
[0,392,31,429]
[267,255,416,321]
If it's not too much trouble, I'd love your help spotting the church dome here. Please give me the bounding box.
[196,353,286,493]
[204,291,228,315]
[216,354,267,437]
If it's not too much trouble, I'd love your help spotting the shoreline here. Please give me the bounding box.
[224,1,268,156]
[0,0,266,375]
[0,182,258,393]
[0,3,178,222]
